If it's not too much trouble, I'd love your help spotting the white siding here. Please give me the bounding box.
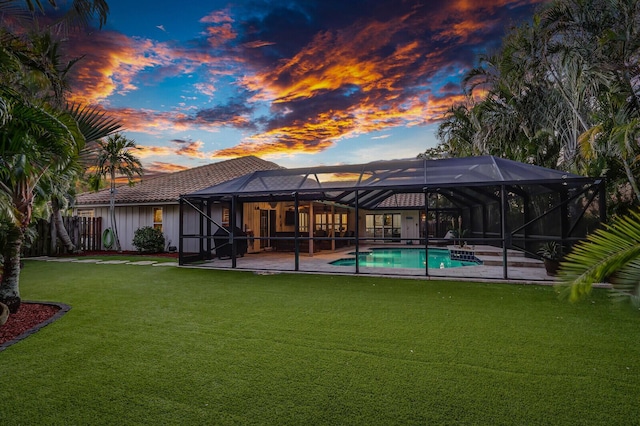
[78,204,180,251]
[180,205,224,253]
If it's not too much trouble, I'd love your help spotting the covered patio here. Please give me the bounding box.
[179,156,605,281]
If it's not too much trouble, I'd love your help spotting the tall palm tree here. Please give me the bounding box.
[92,133,143,252]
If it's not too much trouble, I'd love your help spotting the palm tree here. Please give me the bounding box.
[0,97,83,312]
[92,133,143,252]
[437,0,640,214]
[0,0,115,312]
[2,0,109,30]
[557,210,640,308]
[49,104,121,253]
[2,1,121,253]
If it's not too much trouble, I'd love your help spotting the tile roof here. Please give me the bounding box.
[376,193,425,209]
[75,156,283,206]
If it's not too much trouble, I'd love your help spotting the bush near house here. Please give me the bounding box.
[132,226,165,253]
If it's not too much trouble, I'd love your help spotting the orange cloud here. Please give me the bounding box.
[200,10,234,24]
[66,32,176,104]
[243,40,276,48]
[66,30,232,106]
[241,16,419,104]
[103,107,198,134]
[135,145,175,158]
[134,140,211,160]
[65,1,545,161]
[145,162,190,173]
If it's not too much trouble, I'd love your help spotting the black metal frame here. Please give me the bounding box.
[178,156,606,279]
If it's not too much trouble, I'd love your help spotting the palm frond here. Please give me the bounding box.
[557,210,640,302]
[608,258,640,308]
[67,102,122,142]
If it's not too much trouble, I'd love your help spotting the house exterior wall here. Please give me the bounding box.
[75,203,219,252]
[179,203,224,254]
[81,202,422,252]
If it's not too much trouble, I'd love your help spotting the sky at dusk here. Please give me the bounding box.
[63,0,547,172]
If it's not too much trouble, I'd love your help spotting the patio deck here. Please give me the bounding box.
[186,245,554,284]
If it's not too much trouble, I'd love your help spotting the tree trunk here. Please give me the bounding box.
[51,196,76,252]
[0,302,9,326]
[0,225,24,313]
[109,172,122,252]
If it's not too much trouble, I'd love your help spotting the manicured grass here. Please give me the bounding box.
[1,260,639,425]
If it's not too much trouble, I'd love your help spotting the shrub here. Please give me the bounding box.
[132,226,165,253]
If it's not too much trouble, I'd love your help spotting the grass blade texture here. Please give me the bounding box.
[1,260,639,425]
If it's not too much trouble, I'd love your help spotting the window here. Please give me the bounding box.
[315,212,348,234]
[314,213,328,231]
[298,212,309,232]
[153,207,163,231]
[365,213,400,241]
[77,209,94,218]
[222,208,230,227]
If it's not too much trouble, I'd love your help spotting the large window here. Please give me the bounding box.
[365,213,401,242]
[314,212,349,234]
[153,207,163,231]
[298,212,309,232]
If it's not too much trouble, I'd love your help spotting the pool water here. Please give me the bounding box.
[330,248,480,269]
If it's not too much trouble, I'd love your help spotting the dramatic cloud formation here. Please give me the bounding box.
[65,0,547,166]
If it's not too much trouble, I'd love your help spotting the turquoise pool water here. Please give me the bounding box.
[330,248,480,269]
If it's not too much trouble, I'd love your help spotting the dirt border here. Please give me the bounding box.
[0,301,71,352]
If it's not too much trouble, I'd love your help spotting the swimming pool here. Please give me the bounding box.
[330,248,481,269]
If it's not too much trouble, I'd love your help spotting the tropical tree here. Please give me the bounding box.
[437,0,640,213]
[1,0,109,31]
[0,0,113,312]
[91,133,143,252]
[557,210,640,309]
[0,98,84,312]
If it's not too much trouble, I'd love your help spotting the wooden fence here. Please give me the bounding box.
[22,216,102,257]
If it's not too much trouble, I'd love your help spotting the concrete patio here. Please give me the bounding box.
[188,244,555,284]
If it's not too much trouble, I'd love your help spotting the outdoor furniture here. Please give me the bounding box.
[272,232,320,252]
[213,226,247,258]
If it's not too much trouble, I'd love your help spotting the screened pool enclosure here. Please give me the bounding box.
[179,156,605,279]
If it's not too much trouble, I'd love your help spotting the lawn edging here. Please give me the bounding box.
[0,301,71,352]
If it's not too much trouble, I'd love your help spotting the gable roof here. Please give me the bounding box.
[75,156,283,206]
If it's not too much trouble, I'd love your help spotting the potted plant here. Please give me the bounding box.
[538,241,561,276]
[450,228,469,248]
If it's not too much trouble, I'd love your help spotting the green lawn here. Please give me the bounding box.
[1,260,639,425]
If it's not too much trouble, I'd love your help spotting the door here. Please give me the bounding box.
[405,215,418,243]
[259,209,277,249]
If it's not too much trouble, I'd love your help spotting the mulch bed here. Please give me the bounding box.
[0,302,71,351]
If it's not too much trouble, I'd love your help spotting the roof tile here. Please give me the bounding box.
[75,156,282,206]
